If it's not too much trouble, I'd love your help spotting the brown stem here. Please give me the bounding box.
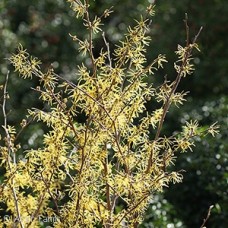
[146,26,203,174]
[103,146,112,226]
[200,205,214,228]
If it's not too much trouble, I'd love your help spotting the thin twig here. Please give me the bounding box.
[184,13,190,46]
[14,117,34,142]
[115,193,149,226]
[103,146,112,227]
[102,32,112,69]
[146,24,203,174]
[200,205,214,228]
[2,71,25,228]
[84,0,96,76]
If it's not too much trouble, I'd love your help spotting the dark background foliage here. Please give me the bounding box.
[0,0,227,227]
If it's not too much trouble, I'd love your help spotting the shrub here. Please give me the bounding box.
[0,1,218,227]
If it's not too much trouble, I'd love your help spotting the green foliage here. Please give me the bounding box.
[165,96,228,227]
[140,194,184,228]
[148,1,228,227]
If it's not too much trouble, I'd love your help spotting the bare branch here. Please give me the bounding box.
[200,205,214,228]
[2,71,25,228]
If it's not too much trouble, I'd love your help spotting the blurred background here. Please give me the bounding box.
[0,0,227,227]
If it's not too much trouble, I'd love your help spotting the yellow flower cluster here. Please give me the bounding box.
[0,1,219,227]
